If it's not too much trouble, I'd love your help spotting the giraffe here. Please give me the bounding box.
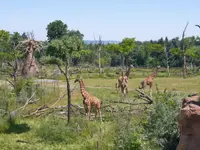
[74,76,102,121]
[116,65,133,94]
[139,67,159,97]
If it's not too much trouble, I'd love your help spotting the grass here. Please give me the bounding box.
[0,69,200,149]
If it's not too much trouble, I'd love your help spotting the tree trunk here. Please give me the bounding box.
[66,76,71,124]
[65,60,71,124]
[122,55,125,69]
[165,47,170,77]
[183,55,187,78]
[98,47,102,74]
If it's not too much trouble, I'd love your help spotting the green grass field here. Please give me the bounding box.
[0,74,200,150]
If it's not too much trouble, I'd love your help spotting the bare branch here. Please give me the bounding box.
[7,62,14,69]
[182,22,189,40]
[56,64,66,76]
[135,89,153,104]
[110,100,150,105]
[51,93,67,107]
[6,79,14,87]
[11,92,36,114]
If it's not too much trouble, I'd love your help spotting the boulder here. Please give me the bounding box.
[176,94,200,150]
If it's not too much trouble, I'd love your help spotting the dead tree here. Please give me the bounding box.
[182,22,189,78]
[16,32,42,78]
[94,33,103,74]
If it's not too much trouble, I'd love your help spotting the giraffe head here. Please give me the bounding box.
[74,75,82,83]
[130,64,134,68]
[152,66,160,77]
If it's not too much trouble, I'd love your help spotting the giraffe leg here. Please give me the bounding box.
[95,107,97,119]
[87,105,91,120]
[149,83,153,97]
[84,105,88,119]
[116,82,119,93]
[98,108,102,123]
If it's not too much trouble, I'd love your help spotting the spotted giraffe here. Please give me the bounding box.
[116,65,133,94]
[74,76,102,121]
[139,67,159,97]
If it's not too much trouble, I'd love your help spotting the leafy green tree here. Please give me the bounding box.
[43,34,83,124]
[21,32,28,40]
[0,30,24,87]
[105,38,135,67]
[71,49,92,65]
[10,32,23,47]
[46,20,67,41]
[68,30,84,40]
[120,38,136,67]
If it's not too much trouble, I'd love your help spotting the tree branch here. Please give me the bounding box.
[56,64,66,76]
[6,79,14,87]
[182,22,189,40]
[135,89,153,104]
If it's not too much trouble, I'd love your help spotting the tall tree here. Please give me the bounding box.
[94,34,103,73]
[21,32,28,40]
[43,34,83,124]
[46,20,67,41]
[10,32,23,47]
[181,22,189,78]
[164,37,171,76]
[119,38,136,68]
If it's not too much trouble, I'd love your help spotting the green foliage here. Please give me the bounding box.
[36,116,76,143]
[46,20,67,41]
[0,115,10,133]
[144,92,180,150]
[39,56,63,66]
[0,30,10,42]
[114,112,143,150]
[10,32,23,46]
[46,35,83,61]
[0,86,16,133]
[120,37,136,55]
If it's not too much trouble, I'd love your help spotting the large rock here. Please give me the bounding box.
[176,94,200,150]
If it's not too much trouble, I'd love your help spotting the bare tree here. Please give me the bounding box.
[182,22,189,78]
[16,32,42,78]
[94,33,103,74]
[164,45,170,77]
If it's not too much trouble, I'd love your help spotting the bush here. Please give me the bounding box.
[114,112,143,150]
[0,85,16,133]
[144,92,180,150]
[36,116,77,143]
[0,115,10,133]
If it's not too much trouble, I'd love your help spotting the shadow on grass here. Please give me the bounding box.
[5,122,30,134]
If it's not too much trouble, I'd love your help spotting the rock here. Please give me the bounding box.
[176,94,200,150]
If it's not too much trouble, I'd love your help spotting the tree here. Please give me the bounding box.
[164,37,171,76]
[94,34,103,73]
[119,38,136,68]
[15,35,42,78]
[43,34,83,124]
[46,20,67,41]
[21,32,28,40]
[10,32,23,47]
[0,30,24,87]
[105,38,135,67]
[181,22,189,78]
[68,30,84,40]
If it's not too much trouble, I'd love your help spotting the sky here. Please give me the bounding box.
[1,0,200,41]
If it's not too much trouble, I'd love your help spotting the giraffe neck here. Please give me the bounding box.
[79,80,87,97]
[125,66,131,77]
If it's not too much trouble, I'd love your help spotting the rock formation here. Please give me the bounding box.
[176,94,200,150]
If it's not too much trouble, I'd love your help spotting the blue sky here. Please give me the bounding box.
[1,0,200,41]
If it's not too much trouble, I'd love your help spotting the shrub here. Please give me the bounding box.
[114,112,143,150]
[144,92,180,150]
[35,116,77,143]
[0,85,16,133]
